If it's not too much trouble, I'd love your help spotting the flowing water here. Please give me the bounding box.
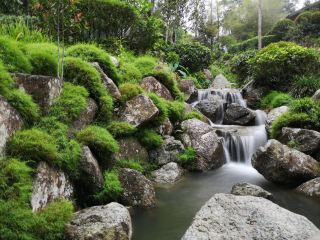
[132,87,320,240]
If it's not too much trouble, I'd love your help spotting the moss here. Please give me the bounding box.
[106,121,137,138]
[50,82,89,124]
[66,43,120,83]
[119,83,143,103]
[167,101,186,123]
[184,111,204,121]
[178,147,197,170]
[115,158,144,173]
[27,49,58,76]
[148,93,169,125]
[95,170,123,202]
[260,91,293,109]
[136,129,163,150]
[134,56,157,75]
[119,62,142,84]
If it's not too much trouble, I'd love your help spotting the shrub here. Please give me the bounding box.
[66,43,120,84]
[136,129,163,150]
[165,51,180,64]
[295,11,320,37]
[119,83,143,102]
[260,91,293,109]
[291,75,320,98]
[0,37,32,73]
[184,111,204,121]
[119,62,142,84]
[23,42,58,57]
[230,50,257,81]
[115,159,144,173]
[191,71,210,89]
[229,35,278,53]
[134,56,157,75]
[106,121,137,138]
[167,101,186,123]
[269,19,296,40]
[7,129,58,164]
[148,93,169,125]
[27,49,58,76]
[50,83,89,124]
[95,170,123,202]
[248,42,320,89]
[178,147,196,170]
[0,61,14,92]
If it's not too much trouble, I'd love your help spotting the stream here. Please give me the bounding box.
[132,88,320,240]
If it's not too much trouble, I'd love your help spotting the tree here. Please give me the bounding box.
[258,0,262,49]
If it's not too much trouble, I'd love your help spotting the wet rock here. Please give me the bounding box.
[14,73,62,114]
[280,127,320,161]
[66,202,132,240]
[140,76,173,101]
[118,94,159,128]
[252,139,320,186]
[31,161,73,212]
[296,178,320,198]
[312,89,320,101]
[178,79,197,102]
[231,182,273,200]
[149,136,185,165]
[79,146,104,193]
[182,193,319,240]
[180,119,224,171]
[0,96,23,156]
[266,106,289,133]
[211,74,231,89]
[92,62,121,101]
[195,95,223,123]
[242,80,267,109]
[154,118,173,136]
[114,137,149,163]
[152,162,184,184]
[224,103,256,125]
[118,168,155,208]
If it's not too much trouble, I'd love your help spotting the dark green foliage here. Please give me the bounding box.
[295,11,320,38]
[0,37,32,73]
[230,50,256,81]
[119,83,143,102]
[229,35,278,53]
[178,147,197,170]
[269,19,296,40]
[165,51,180,64]
[148,93,169,125]
[50,83,89,124]
[291,75,320,98]
[115,159,144,173]
[192,71,211,89]
[167,101,186,123]
[27,48,57,76]
[260,91,293,109]
[95,170,123,202]
[66,44,120,84]
[134,56,157,75]
[119,62,142,84]
[136,129,163,150]
[106,121,137,138]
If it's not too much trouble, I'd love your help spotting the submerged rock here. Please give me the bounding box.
[182,193,319,240]
[178,79,197,102]
[66,202,132,240]
[296,177,320,198]
[0,96,23,156]
[31,161,73,212]
[252,140,319,186]
[118,168,155,208]
[140,76,173,101]
[266,106,289,133]
[181,119,224,171]
[195,95,223,123]
[224,103,256,125]
[231,182,273,200]
[152,162,184,184]
[114,137,149,163]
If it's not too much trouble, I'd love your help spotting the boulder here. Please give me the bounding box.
[252,140,319,186]
[140,76,173,101]
[92,62,121,101]
[118,94,159,128]
[180,119,224,171]
[182,193,319,240]
[178,79,197,102]
[0,96,23,156]
[231,182,273,200]
[154,118,173,136]
[149,136,185,165]
[312,89,320,101]
[195,95,224,123]
[224,103,256,125]
[266,106,289,132]
[31,161,73,212]
[114,137,149,163]
[14,73,62,114]
[280,127,320,161]
[203,69,213,81]
[241,80,267,109]
[79,146,104,194]
[118,168,156,208]
[152,162,184,184]
[296,178,320,198]
[211,74,231,89]
[66,202,132,240]
[110,56,120,68]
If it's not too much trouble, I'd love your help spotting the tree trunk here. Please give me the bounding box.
[258,0,262,49]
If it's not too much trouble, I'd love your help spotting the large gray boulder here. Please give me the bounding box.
[211,74,231,89]
[312,89,320,101]
[66,202,132,240]
[151,162,184,184]
[231,182,273,200]
[224,103,256,125]
[140,76,173,101]
[14,73,62,114]
[178,79,197,102]
[195,96,223,123]
[252,140,320,186]
[0,96,23,156]
[118,168,155,208]
[114,137,149,163]
[182,193,319,240]
[241,80,266,109]
[280,127,320,161]
[149,136,185,165]
[118,94,159,128]
[154,118,173,136]
[92,62,121,101]
[296,177,320,198]
[31,162,73,212]
[180,119,224,171]
[266,106,289,132]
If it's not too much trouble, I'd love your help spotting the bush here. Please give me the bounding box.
[119,62,142,84]
[50,83,89,124]
[184,111,204,121]
[178,147,196,170]
[269,19,296,40]
[23,42,58,57]
[291,75,320,98]
[106,121,137,138]
[229,35,278,53]
[165,51,180,64]
[119,83,143,102]
[27,49,58,76]
[260,91,293,109]
[134,56,157,75]
[115,159,144,173]
[95,170,123,202]
[295,11,320,37]
[66,43,121,84]
[136,129,163,150]
[230,50,257,81]
[167,101,186,123]
[148,93,169,125]
[248,42,320,89]
[0,37,32,73]
[7,129,59,164]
